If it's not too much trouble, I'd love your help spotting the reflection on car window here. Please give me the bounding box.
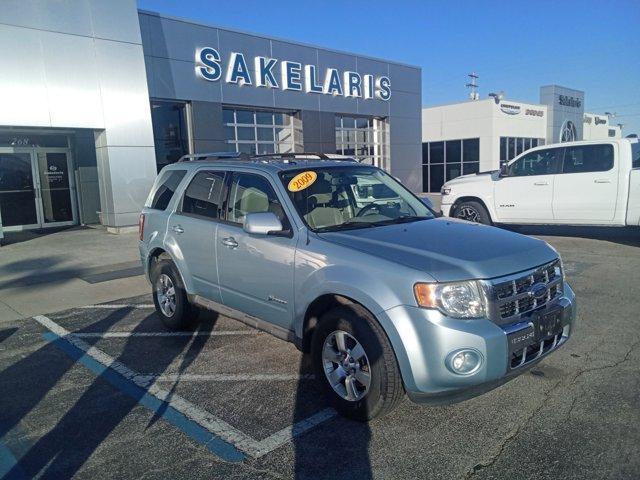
[149,170,186,210]
[562,145,614,173]
[281,166,433,232]
[227,173,287,226]
[181,171,225,219]
[508,148,561,177]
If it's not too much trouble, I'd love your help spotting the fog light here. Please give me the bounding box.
[447,349,482,375]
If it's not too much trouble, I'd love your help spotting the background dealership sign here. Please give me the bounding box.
[500,103,521,115]
[195,47,392,101]
[558,95,581,108]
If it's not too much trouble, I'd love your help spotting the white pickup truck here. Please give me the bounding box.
[441,138,640,226]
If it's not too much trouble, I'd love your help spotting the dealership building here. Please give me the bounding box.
[0,0,421,234]
[421,85,623,192]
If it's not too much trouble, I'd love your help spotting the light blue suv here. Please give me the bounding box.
[139,153,577,420]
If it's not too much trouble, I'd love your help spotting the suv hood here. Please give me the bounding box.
[318,218,557,282]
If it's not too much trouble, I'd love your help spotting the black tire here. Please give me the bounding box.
[311,304,404,421]
[453,200,492,225]
[150,259,200,330]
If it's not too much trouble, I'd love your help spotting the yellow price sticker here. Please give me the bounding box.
[288,171,317,192]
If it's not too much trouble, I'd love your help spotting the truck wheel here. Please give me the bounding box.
[311,304,404,421]
[454,200,492,225]
[150,259,199,330]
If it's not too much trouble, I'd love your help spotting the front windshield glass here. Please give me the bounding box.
[280,166,434,232]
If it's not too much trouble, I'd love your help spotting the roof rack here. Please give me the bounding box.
[178,152,251,162]
[176,151,361,165]
[252,152,359,163]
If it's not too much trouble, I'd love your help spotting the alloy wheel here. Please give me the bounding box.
[156,273,176,317]
[457,206,480,222]
[322,330,372,402]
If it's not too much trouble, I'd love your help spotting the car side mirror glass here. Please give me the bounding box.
[499,163,508,177]
[243,212,283,235]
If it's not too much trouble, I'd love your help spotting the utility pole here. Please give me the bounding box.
[466,72,479,100]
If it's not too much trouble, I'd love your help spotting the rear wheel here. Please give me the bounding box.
[311,304,404,421]
[454,200,492,225]
[150,259,199,330]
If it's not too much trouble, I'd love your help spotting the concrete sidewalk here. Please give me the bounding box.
[0,226,149,322]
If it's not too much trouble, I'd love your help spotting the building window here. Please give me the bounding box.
[608,129,616,138]
[499,136,545,163]
[335,115,388,168]
[421,138,480,192]
[150,100,190,171]
[223,107,300,155]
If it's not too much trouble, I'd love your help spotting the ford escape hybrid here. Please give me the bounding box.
[139,152,577,420]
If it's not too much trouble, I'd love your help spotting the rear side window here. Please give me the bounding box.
[180,171,225,219]
[148,170,186,210]
[562,144,614,173]
[632,143,640,169]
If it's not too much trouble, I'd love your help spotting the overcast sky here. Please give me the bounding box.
[138,0,640,135]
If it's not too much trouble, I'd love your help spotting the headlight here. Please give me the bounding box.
[441,186,451,195]
[414,281,486,318]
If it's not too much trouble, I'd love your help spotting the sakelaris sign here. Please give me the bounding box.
[195,47,391,101]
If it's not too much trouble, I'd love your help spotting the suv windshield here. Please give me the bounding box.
[280,166,434,232]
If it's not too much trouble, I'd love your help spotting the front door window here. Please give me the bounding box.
[507,148,562,177]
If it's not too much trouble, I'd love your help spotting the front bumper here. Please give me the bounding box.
[440,201,453,217]
[379,282,576,404]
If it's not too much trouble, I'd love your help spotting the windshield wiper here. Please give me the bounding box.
[370,215,431,226]
[315,222,378,233]
[315,216,431,233]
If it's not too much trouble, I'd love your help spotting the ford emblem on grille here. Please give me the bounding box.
[529,283,548,300]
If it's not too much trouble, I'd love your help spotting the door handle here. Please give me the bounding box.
[594,179,611,184]
[533,181,549,186]
[172,225,184,234]
[221,237,238,249]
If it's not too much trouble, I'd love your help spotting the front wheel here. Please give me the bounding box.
[453,200,492,225]
[311,304,404,421]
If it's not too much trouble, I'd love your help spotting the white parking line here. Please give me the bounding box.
[78,304,155,309]
[146,373,314,382]
[250,407,337,458]
[34,315,336,459]
[72,330,259,338]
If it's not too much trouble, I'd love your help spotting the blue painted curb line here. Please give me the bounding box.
[43,332,245,463]
[0,438,27,480]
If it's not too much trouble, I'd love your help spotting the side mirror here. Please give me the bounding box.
[499,163,508,177]
[243,212,283,235]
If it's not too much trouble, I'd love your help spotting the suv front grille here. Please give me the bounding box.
[487,260,563,325]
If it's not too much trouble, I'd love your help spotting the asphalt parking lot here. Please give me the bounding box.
[1,227,639,479]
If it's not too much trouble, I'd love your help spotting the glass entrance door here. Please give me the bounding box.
[36,151,75,225]
[0,151,39,228]
[0,147,76,230]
